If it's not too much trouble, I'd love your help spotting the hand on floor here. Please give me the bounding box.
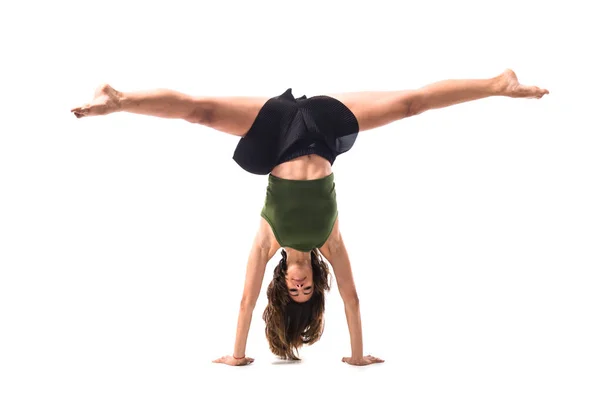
[213,355,255,366]
[342,355,385,366]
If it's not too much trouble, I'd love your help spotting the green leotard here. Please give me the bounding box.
[260,172,338,252]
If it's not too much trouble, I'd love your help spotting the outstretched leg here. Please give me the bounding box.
[325,69,549,133]
[71,84,270,137]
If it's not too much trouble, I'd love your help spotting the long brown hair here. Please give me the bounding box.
[262,248,331,360]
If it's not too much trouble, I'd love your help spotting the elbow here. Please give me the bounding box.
[325,234,342,255]
[240,296,257,311]
[343,293,360,308]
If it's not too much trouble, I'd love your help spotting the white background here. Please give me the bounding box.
[1,0,598,409]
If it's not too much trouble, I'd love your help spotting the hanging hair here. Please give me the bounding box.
[262,248,331,360]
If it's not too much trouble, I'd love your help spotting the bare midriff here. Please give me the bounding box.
[270,154,332,180]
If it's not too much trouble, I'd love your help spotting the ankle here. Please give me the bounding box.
[489,75,505,96]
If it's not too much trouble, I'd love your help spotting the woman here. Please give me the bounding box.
[72,69,549,366]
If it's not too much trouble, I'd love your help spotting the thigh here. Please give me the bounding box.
[325,90,415,132]
[199,95,272,137]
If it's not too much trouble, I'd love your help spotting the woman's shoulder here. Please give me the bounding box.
[257,216,281,259]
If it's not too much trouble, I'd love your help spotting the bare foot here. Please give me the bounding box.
[71,84,122,118]
[495,69,549,99]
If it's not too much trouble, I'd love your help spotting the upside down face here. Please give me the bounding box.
[285,262,314,303]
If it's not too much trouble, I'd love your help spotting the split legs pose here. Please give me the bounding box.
[72,69,549,366]
[71,69,549,136]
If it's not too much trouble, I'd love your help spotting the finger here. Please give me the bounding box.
[71,104,89,112]
[342,357,348,363]
[212,358,222,363]
[73,108,89,117]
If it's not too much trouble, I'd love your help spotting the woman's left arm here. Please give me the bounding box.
[320,230,384,366]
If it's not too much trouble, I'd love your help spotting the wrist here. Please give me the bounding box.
[233,354,245,360]
[116,91,128,112]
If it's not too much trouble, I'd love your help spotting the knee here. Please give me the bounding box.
[405,91,426,117]
[184,99,214,125]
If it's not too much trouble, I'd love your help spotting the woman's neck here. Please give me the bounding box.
[284,247,311,265]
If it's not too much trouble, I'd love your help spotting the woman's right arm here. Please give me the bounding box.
[214,219,277,366]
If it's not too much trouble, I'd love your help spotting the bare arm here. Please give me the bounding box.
[320,227,383,366]
[326,239,363,359]
[232,238,271,359]
[214,219,277,366]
